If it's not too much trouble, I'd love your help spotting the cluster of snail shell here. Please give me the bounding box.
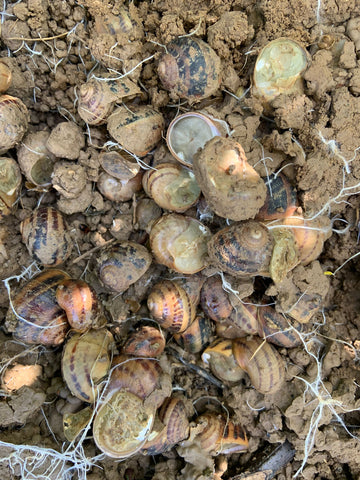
[2,33,330,462]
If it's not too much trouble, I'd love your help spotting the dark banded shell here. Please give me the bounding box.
[6,269,71,346]
[256,173,298,221]
[257,305,303,348]
[147,279,196,333]
[0,94,29,154]
[200,276,233,322]
[123,325,166,357]
[202,338,244,383]
[158,37,221,101]
[61,329,114,403]
[0,156,21,218]
[0,62,12,93]
[20,206,73,266]
[99,150,140,180]
[174,315,212,353]
[208,220,274,277]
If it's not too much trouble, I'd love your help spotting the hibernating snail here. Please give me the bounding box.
[20,206,73,266]
[174,315,212,353]
[97,170,143,202]
[0,94,29,154]
[122,325,166,358]
[0,156,22,218]
[256,173,298,221]
[158,37,222,101]
[192,137,267,221]
[202,338,245,384]
[0,61,12,93]
[99,150,141,180]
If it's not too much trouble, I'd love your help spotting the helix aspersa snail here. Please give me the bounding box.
[97,170,143,202]
[256,172,298,221]
[0,94,29,154]
[0,61,12,93]
[174,315,212,353]
[99,150,141,180]
[122,325,166,358]
[0,156,22,218]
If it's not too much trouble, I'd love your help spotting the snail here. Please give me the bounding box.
[202,339,245,383]
[135,198,162,233]
[149,214,211,274]
[97,170,143,202]
[122,325,166,358]
[97,241,152,293]
[166,112,223,167]
[0,61,12,93]
[5,269,71,346]
[0,156,22,218]
[174,315,213,353]
[61,328,114,403]
[107,105,165,157]
[99,150,141,180]
[192,137,267,221]
[20,206,73,266]
[158,37,221,101]
[142,162,201,213]
[0,95,29,154]
[255,173,298,221]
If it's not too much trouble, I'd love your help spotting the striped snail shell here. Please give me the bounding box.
[97,170,143,202]
[0,156,22,218]
[0,61,12,93]
[20,206,73,266]
[99,150,141,180]
[122,325,166,358]
[256,173,298,221]
[200,276,233,322]
[5,269,70,346]
[147,279,196,333]
[142,162,201,213]
[0,95,29,154]
[202,338,245,384]
[174,315,212,353]
[158,37,221,101]
[61,328,114,403]
[256,305,303,348]
[208,220,274,277]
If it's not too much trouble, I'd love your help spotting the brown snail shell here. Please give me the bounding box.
[107,105,165,157]
[56,279,101,333]
[193,412,248,455]
[232,336,285,394]
[256,173,298,221]
[97,170,143,202]
[17,131,56,187]
[122,325,166,358]
[256,305,303,348]
[20,206,73,266]
[172,273,205,307]
[200,276,233,322]
[0,95,29,154]
[0,156,22,218]
[142,162,201,213]
[158,37,221,101]
[285,291,322,324]
[202,338,245,383]
[94,6,142,36]
[135,198,162,232]
[5,269,71,346]
[174,315,212,353]
[193,136,267,221]
[141,396,190,455]
[166,112,223,167]
[77,76,141,125]
[208,220,274,277]
[61,329,114,403]
[0,62,12,93]
[63,406,93,442]
[99,150,141,180]
[147,280,196,333]
[97,241,152,293]
[149,214,211,274]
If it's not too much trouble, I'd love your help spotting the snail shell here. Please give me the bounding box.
[202,338,245,383]
[158,37,221,101]
[17,131,56,187]
[232,336,285,394]
[256,173,298,221]
[208,220,274,277]
[61,328,114,403]
[0,156,22,218]
[63,406,93,442]
[285,291,322,323]
[97,170,143,202]
[149,214,211,274]
[97,241,152,293]
[141,396,190,455]
[99,150,140,180]
[172,273,205,307]
[193,412,248,455]
[107,105,165,157]
[5,269,70,346]
[200,276,233,322]
[0,95,29,154]
[56,279,101,333]
[256,305,303,348]
[193,136,267,221]
[142,162,201,213]
[94,6,141,36]
[135,198,162,232]
[147,280,196,333]
[122,325,166,358]
[0,62,12,93]
[174,315,212,353]
[20,206,73,266]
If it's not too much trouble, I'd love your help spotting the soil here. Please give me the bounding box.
[1,1,360,479]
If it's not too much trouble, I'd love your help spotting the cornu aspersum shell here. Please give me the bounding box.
[193,137,267,221]
[158,37,221,101]
[202,338,245,384]
[0,156,22,218]
[97,241,152,292]
[174,315,212,353]
[256,173,298,221]
[208,220,274,277]
[20,206,73,266]
[99,150,141,180]
[0,94,29,154]
[107,105,165,157]
[149,214,211,274]
[122,325,166,358]
[0,61,12,93]
[61,328,114,403]
[5,269,70,346]
[200,275,233,322]
[142,162,201,212]
[97,170,143,202]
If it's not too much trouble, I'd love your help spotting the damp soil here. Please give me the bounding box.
[1,1,360,479]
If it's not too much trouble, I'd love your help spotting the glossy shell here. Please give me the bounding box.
[97,170,143,202]
[97,241,152,292]
[107,105,164,157]
[208,220,274,277]
[256,305,303,348]
[174,315,212,353]
[20,206,73,266]
[6,269,70,346]
[0,95,29,154]
[0,62,12,93]
[256,173,298,221]
[200,276,233,322]
[202,338,244,383]
[0,156,22,218]
[56,279,101,333]
[123,325,166,357]
[166,112,222,167]
[147,280,196,333]
[17,131,56,187]
[61,329,114,403]
[232,336,285,394]
[142,162,201,212]
[192,137,267,221]
[285,292,322,323]
[158,37,221,101]
[99,150,140,180]
[149,214,211,274]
